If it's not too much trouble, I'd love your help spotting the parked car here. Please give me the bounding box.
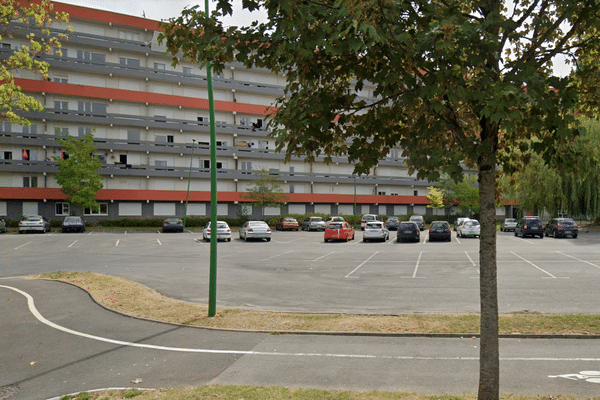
[397,221,420,242]
[0,219,7,233]
[18,215,50,234]
[62,216,85,233]
[275,217,299,231]
[514,216,544,239]
[409,215,425,231]
[457,219,480,238]
[454,217,469,231]
[325,216,345,225]
[324,221,355,242]
[363,221,389,242]
[239,221,271,241]
[360,214,378,230]
[203,220,232,241]
[429,221,451,242]
[385,217,400,231]
[500,218,518,232]
[545,218,579,238]
[302,216,327,231]
[162,217,184,233]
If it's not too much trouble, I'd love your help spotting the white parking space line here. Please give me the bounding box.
[465,251,477,267]
[68,240,78,248]
[557,251,600,270]
[115,240,120,247]
[510,251,567,279]
[312,251,335,262]
[454,234,461,244]
[14,242,31,250]
[412,251,423,278]
[157,239,162,246]
[345,251,379,278]
[261,250,293,261]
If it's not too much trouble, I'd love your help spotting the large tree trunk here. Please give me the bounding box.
[477,162,500,399]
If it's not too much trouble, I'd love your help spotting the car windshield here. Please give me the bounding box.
[410,216,423,222]
[311,217,323,222]
[328,223,343,229]
[165,218,180,223]
[400,223,416,229]
[22,216,41,221]
[64,217,81,223]
[366,223,382,229]
[559,220,576,226]
[432,223,448,229]
[362,215,376,221]
[217,222,228,228]
[284,218,296,222]
[465,221,479,226]
[506,219,517,223]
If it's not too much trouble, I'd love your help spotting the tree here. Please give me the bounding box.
[426,186,444,210]
[436,175,480,217]
[241,169,288,219]
[54,133,103,214]
[0,0,70,125]
[160,1,600,398]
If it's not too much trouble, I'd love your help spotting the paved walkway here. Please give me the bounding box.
[1,278,600,400]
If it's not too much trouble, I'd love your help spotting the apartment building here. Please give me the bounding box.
[0,2,438,222]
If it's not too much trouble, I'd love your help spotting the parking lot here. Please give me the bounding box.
[2,227,600,315]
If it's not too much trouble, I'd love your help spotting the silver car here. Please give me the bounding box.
[302,216,327,231]
[362,221,389,242]
[457,219,480,238]
[203,220,232,242]
[239,221,272,242]
[500,218,518,232]
[19,215,51,234]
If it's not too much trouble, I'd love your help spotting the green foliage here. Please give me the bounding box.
[0,0,71,125]
[426,186,444,209]
[241,169,289,217]
[435,175,480,217]
[54,133,104,214]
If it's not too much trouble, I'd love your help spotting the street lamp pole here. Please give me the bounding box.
[183,138,196,230]
[353,175,357,230]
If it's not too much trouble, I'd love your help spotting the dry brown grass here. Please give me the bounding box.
[35,271,600,335]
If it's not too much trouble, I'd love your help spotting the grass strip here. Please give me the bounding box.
[35,272,600,335]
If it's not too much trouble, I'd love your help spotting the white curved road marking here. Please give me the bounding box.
[3,284,600,363]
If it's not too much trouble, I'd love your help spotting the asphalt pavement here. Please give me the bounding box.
[2,229,600,399]
[2,277,600,399]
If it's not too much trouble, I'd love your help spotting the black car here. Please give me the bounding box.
[385,217,400,231]
[429,221,451,242]
[514,216,544,239]
[162,217,184,233]
[397,221,420,242]
[545,218,578,238]
[62,216,85,233]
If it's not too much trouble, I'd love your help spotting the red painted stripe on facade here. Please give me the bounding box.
[52,2,161,31]
[16,79,274,116]
[0,188,430,205]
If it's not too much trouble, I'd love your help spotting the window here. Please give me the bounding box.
[289,184,295,193]
[22,124,37,136]
[183,66,193,75]
[378,191,386,195]
[23,176,38,188]
[78,101,107,116]
[54,101,68,114]
[0,43,11,49]
[55,202,70,216]
[78,127,92,137]
[119,57,140,67]
[154,62,166,70]
[76,50,105,64]
[84,203,108,215]
[167,135,174,143]
[155,160,167,168]
[154,115,167,123]
[241,161,252,173]
[127,130,141,143]
[52,76,68,83]
[54,127,69,135]
[2,122,11,133]
[119,30,140,41]
[414,190,418,196]
[3,151,12,160]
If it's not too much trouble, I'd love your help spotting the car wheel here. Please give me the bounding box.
[266,238,271,242]
[345,235,350,242]
[539,234,544,239]
[573,234,578,239]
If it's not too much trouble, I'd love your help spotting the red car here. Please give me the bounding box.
[324,222,355,242]
[275,217,299,231]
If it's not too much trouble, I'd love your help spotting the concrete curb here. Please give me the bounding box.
[43,278,600,340]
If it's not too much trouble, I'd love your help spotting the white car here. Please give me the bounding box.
[360,214,378,230]
[457,219,480,238]
[239,221,272,242]
[203,221,232,242]
[19,215,51,234]
[363,221,389,242]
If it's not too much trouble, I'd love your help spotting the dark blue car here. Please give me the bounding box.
[397,221,420,243]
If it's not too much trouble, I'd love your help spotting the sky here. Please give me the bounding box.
[55,0,573,77]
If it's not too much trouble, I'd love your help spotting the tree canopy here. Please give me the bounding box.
[241,168,289,218]
[160,1,600,398]
[0,0,70,125]
[54,133,104,214]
